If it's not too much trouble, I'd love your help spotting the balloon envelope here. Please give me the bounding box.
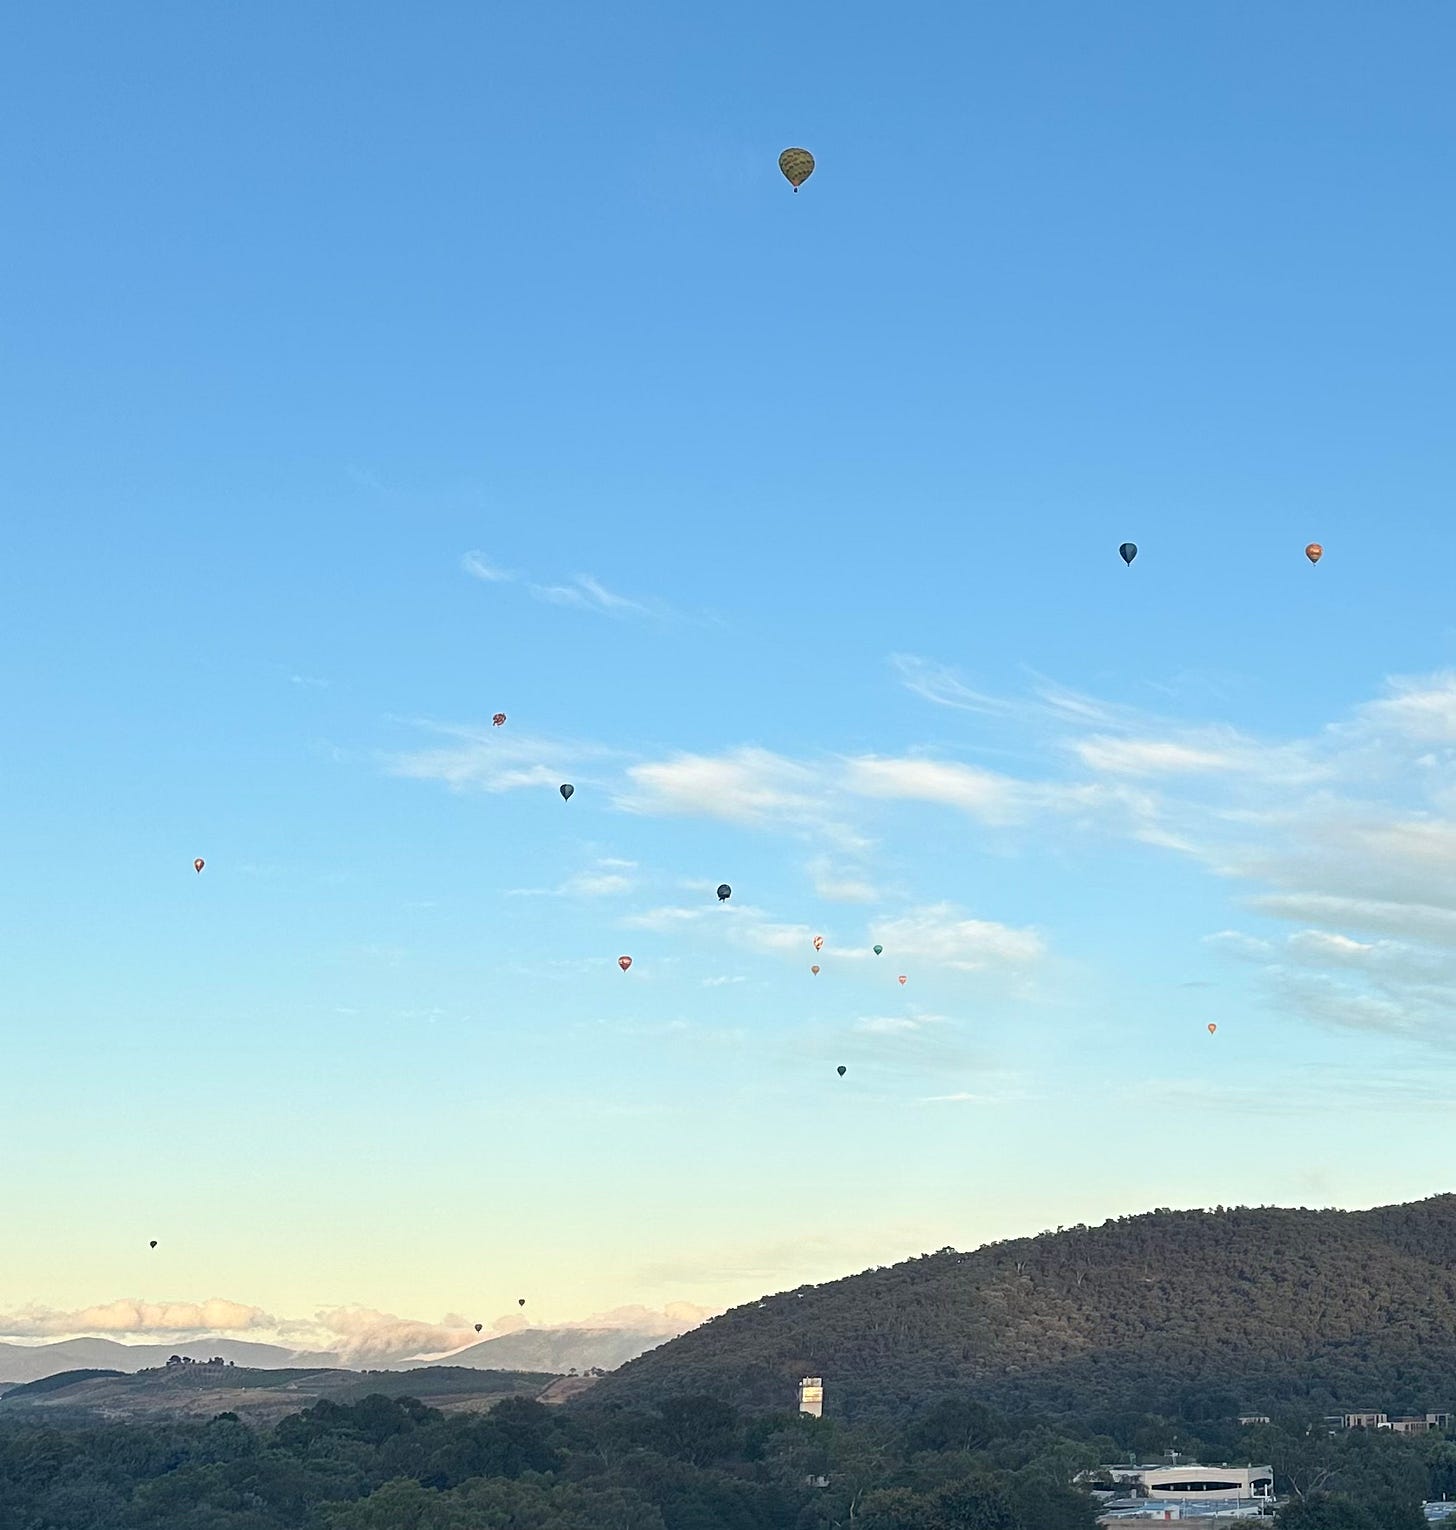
[1208,1023,1217,1034]
[872,944,883,955]
[811,964,820,975]
[193,859,204,873]
[492,712,506,726]
[898,975,907,984]
[1305,543,1323,564]
[560,784,574,800]
[149,1240,157,1248]
[837,1065,846,1077]
[518,1298,526,1307]
[717,884,731,901]
[813,935,824,950]
[778,147,815,189]
[618,956,632,972]
[1119,542,1137,565]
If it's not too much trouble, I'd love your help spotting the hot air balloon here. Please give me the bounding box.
[813,935,824,951]
[618,956,632,972]
[518,1298,526,1307]
[149,1240,157,1249]
[779,147,814,191]
[872,944,883,955]
[193,859,204,873]
[837,1065,846,1077]
[1305,543,1323,564]
[492,713,506,726]
[717,884,731,902]
[560,784,574,801]
[898,974,907,985]
[1207,1022,1217,1034]
[1119,542,1137,566]
[811,964,820,975]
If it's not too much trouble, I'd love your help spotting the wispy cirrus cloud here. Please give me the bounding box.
[461,549,516,582]
[459,549,669,619]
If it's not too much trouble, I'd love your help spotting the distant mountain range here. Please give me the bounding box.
[0,1325,678,1388]
[585,1193,1456,1423]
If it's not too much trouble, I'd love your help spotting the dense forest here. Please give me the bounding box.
[589,1196,1456,1422]
[2,1385,1455,1528]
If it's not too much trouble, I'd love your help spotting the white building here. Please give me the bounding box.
[1091,1463,1274,1503]
[798,1377,823,1418]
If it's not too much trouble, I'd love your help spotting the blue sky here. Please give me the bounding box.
[4,1,1456,1359]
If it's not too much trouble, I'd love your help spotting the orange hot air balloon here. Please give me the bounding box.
[898,974,907,985]
[1305,543,1323,564]
[193,859,205,874]
[492,712,507,726]
[812,935,824,951]
[1207,1022,1217,1034]
[618,956,632,972]
[811,964,820,975]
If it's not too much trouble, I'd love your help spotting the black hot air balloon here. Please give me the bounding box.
[474,1323,483,1333]
[836,1065,846,1077]
[149,1240,157,1249]
[518,1298,526,1307]
[1119,542,1137,565]
[560,784,574,801]
[717,884,731,902]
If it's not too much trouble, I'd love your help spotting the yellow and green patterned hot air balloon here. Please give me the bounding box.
[779,147,815,192]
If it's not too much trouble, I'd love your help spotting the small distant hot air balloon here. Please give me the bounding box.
[474,1323,483,1333]
[872,944,883,955]
[1305,543,1323,564]
[811,964,820,975]
[837,1065,846,1077]
[717,884,731,902]
[560,784,574,801]
[813,935,824,951]
[898,974,907,985]
[492,713,506,726]
[618,956,632,972]
[1119,542,1137,566]
[149,1240,157,1249]
[193,859,204,873]
[518,1298,526,1307]
[1208,1022,1217,1034]
[779,147,815,191]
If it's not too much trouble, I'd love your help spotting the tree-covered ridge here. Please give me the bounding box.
[587,1195,1456,1422]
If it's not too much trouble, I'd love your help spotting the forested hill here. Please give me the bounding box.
[585,1195,1456,1423]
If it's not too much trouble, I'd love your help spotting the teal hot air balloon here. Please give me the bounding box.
[1119,542,1137,565]
[560,784,574,801]
[873,944,883,955]
[837,1065,846,1077]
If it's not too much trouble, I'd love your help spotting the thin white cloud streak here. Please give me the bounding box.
[461,550,516,582]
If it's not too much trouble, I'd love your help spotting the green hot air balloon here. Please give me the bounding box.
[560,784,574,801]
[1119,542,1137,565]
[836,1065,846,1077]
[873,944,883,955]
[779,147,815,191]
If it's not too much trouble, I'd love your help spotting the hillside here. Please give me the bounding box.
[584,1194,1456,1423]
[413,1325,677,1373]
[0,1364,556,1426]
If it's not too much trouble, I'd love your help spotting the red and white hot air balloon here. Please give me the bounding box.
[1208,1022,1217,1034]
[193,859,205,874]
[618,956,632,972]
[1305,543,1323,565]
[898,974,907,985]
[492,712,507,726]
[812,935,824,951]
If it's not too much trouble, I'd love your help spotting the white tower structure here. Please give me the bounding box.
[798,1377,823,1417]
